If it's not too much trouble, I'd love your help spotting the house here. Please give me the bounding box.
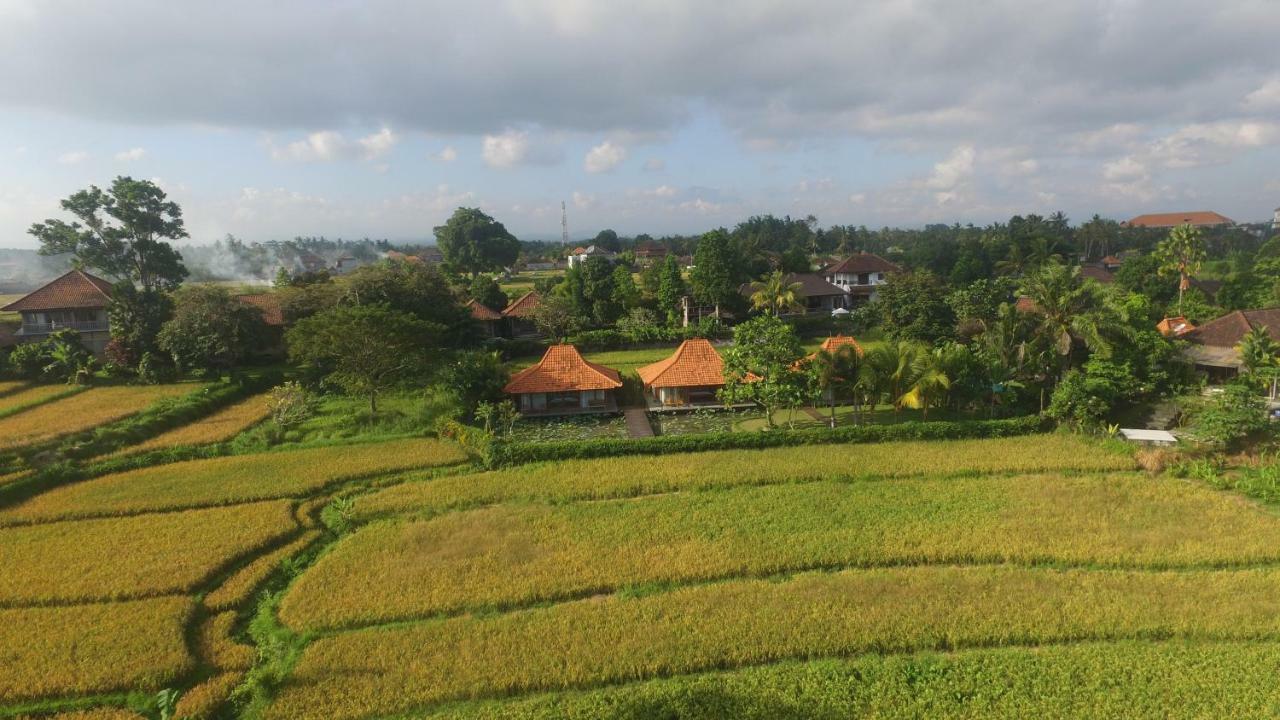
[235,292,286,356]
[385,250,424,265]
[1125,211,1234,229]
[466,299,503,337]
[1,269,114,355]
[637,338,738,410]
[1080,264,1115,284]
[502,291,542,337]
[1156,316,1195,338]
[738,273,851,314]
[566,245,618,268]
[418,247,444,265]
[502,344,622,415]
[1181,308,1280,379]
[634,241,669,266]
[823,252,900,305]
[331,256,370,275]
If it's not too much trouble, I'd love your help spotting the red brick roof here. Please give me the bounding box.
[1,269,114,312]
[1125,211,1234,228]
[466,299,503,321]
[502,291,542,319]
[637,338,732,389]
[236,293,284,326]
[818,335,864,356]
[825,252,900,276]
[1156,316,1195,337]
[503,344,622,394]
[1080,264,1115,284]
[1185,309,1280,348]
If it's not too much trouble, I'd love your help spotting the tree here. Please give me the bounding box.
[1018,261,1126,378]
[579,256,621,325]
[343,261,472,345]
[1239,325,1280,397]
[657,255,685,326]
[593,229,621,251]
[864,341,922,413]
[105,282,174,367]
[690,229,741,311]
[286,304,439,414]
[808,343,862,426]
[1191,382,1268,449]
[1155,223,1207,316]
[874,271,956,344]
[898,347,952,421]
[1113,253,1177,306]
[432,207,519,277]
[531,293,582,342]
[28,177,189,291]
[157,286,267,372]
[610,265,640,311]
[468,275,508,312]
[748,270,803,317]
[719,315,805,427]
[442,350,509,421]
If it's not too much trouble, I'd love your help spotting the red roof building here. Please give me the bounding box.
[1,269,115,355]
[1156,316,1195,338]
[823,252,900,305]
[637,338,741,408]
[466,299,503,337]
[1125,211,1234,229]
[1182,308,1280,376]
[502,291,542,319]
[503,344,622,415]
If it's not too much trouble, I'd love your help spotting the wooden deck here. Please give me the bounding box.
[624,408,654,438]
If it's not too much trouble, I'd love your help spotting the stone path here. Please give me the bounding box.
[624,408,655,438]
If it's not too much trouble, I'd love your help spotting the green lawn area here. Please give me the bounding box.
[289,391,450,443]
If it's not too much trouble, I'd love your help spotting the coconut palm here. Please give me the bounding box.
[749,270,804,317]
[1017,261,1127,380]
[899,347,952,421]
[1155,223,1207,316]
[809,343,862,427]
[865,340,922,413]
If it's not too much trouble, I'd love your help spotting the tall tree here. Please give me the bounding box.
[690,229,741,311]
[874,271,956,344]
[657,254,685,326]
[157,286,267,372]
[748,270,804,317]
[343,261,472,345]
[287,304,439,414]
[808,343,862,426]
[1155,223,1207,316]
[610,264,640,310]
[719,315,805,428]
[1018,261,1127,380]
[28,176,189,292]
[433,207,519,277]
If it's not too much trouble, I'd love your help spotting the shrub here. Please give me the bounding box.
[268,381,313,429]
[1190,383,1269,449]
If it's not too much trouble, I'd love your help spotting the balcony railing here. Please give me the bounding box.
[18,321,110,336]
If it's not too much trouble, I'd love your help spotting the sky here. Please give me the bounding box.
[1,0,1279,248]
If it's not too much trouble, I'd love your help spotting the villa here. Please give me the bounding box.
[503,344,622,415]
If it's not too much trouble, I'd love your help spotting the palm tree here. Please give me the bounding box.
[810,344,862,427]
[865,341,921,413]
[749,270,804,317]
[899,348,951,421]
[1155,223,1207,316]
[1017,261,1127,380]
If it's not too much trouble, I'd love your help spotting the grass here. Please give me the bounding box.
[0,384,196,451]
[0,596,194,703]
[116,392,270,455]
[290,392,451,443]
[283,473,1280,631]
[0,501,296,604]
[0,438,468,522]
[508,346,678,375]
[419,640,1280,720]
[268,565,1280,719]
[353,434,1133,520]
[736,404,978,431]
[204,530,322,612]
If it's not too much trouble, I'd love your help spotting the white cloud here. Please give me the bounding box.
[642,158,665,172]
[270,128,397,162]
[584,140,627,173]
[571,190,596,209]
[432,145,458,162]
[1245,78,1280,109]
[57,151,88,165]
[356,127,397,160]
[924,145,975,190]
[649,184,677,198]
[849,193,866,205]
[482,129,561,168]
[114,147,146,161]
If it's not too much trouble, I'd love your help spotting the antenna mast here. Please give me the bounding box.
[561,201,569,245]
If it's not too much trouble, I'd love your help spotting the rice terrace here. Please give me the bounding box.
[4,373,1280,719]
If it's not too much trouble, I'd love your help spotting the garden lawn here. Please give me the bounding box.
[284,474,1280,630]
[0,500,296,604]
[120,392,270,454]
[0,438,467,522]
[0,384,197,451]
[0,596,194,702]
[417,640,1280,720]
[354,434,1133,520]
[268,565,1280,720]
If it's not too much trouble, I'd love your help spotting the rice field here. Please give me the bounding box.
[120,392,270,454]
[0,383,196,451]
[282,473,1280,631]
[354,433,1134,520]
[0,437,467,522]
[0,383,81,417]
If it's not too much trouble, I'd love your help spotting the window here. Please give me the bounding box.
[857,273,870,285]
[585,389,607,407]
[548,391,580,409]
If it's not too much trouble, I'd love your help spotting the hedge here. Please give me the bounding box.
[469,414,1046,468]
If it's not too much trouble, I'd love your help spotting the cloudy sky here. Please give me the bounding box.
[1,0,1279,247]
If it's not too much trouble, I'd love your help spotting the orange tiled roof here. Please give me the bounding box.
[503,344,622,394]
[1,269,114,312]
[236,293,284,326]
[502,291,542,319]
[1156,316,1194,337]
[466,299,503,321]
[1126,211,1234,228]
[636,338,733,389]
[817,335,864,356]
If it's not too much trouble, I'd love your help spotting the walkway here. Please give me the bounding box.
[624,408,655,438]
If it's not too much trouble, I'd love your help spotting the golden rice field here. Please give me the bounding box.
[354,433,1134,520]
[0,383,196,451]
[11,417,1280,720]
[120,392,270,455]
[0,437,467,522]
[0,383,81,415]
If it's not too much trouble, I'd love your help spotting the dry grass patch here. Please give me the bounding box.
[173,672,244,720]
[270,566,1280,720]
[0,596,194,703]
[420,640,1280,720]
[121,393,270,455]
[0,501,296,604]
[205,530,321,612]
[0,384,195,451]
[0,438,467,523]
[356,434,1132,520]
[284,474,1280,631]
